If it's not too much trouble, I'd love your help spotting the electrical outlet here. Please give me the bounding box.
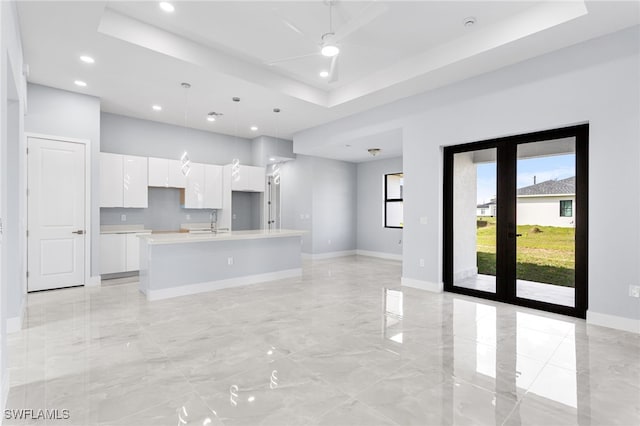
[232,214,237,220]
[328,239,332,245]
[420,216,428,225]
[419,258,425,267]
[120,214,126,222]
[227,257,234,266]
[186,214,191,220]
[629,285,640,298]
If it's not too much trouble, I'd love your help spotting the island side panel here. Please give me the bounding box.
[144,236,302,300]
[138,238,151,296]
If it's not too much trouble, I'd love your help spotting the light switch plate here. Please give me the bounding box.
[629,285,640,298]
[420,216,428,225]
[120,214,126,222]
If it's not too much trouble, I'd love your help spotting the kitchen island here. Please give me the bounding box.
[138,229,305,301]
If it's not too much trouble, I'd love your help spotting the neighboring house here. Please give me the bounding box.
[476,199,497,217]
[517,177,575,227]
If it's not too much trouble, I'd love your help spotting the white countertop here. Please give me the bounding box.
[138,229,305,245]
[100,225,152,234]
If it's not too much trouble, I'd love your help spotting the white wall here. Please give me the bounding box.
[293,27,640,323]
[517,196,576,227]
[0,0,26,411]
[356,157,403,257]
[25,83,101,278]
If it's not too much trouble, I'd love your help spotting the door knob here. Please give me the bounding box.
[71,230,84,235]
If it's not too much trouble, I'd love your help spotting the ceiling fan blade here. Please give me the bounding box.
[265,52,319,66]
[271,7,318,45]
[328,55,339,83]
[332,2,388,43]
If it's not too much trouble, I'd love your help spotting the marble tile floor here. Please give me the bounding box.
[5,256,639,425]
[455,274,575,307]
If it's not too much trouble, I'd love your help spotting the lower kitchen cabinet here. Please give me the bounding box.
[100,232,149,274]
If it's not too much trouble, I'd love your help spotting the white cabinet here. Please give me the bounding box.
[100,153,123,207]
[249,166,265,192]
[100,232,149,274]
[100,153,148,208]
[148,157,186,188]
[123,155,148,208]
[204,164,223,209]
[183,163,205,209]
[100,234,126,274]
[182,163,223,209]
[148,157,169,187]
[231,165,265,192]
[168,159,187,188]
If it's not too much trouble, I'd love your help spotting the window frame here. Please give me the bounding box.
[384,172,404,229]
[559,199,573,217]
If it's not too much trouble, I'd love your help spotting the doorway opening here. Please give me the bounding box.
[443,125,588,318]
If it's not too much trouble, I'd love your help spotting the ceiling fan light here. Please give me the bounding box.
[321,44,340,57]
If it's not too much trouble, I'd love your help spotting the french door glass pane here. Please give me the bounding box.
[515,138,576,307]
[453,148,497,293]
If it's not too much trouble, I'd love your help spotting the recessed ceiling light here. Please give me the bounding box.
[269,157,276,161]
[207,116,216,122]
[319,71,329,78]
[152,105,162,111]
[159,2,175,13]
[74,80,87,87]
[250,126,258,131]
[80,55,95,64]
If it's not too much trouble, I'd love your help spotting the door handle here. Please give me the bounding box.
[508,233,523,238]
[72,230,84,235]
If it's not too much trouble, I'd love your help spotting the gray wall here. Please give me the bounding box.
[251,135,295,167]
[101,112,253,164]
[311,156,357,254]
[231,192,261,231]
[25,84,101,277]
[100,188,213,231]
[280,156,313,253]
[356,157,403,256]
[100,112,254,231]
[280,154,357,255]
[293,27,640,321]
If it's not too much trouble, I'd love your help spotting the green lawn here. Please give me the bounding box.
[476,217,575,287]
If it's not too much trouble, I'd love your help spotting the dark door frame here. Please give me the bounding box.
[443,124,589,318]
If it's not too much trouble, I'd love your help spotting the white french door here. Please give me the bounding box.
[27,137,86,291]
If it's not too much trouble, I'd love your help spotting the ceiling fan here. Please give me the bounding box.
[266,0,388,83]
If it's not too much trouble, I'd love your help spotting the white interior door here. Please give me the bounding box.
[27,137,85,291]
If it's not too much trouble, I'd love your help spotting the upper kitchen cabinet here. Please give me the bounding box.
[231,165,265,192]
[100,153,148,208]
[148,157,187,188]
[182,163,223,209]
[183,162,205,209]
[100,153,123,207]
[204,164,223,209]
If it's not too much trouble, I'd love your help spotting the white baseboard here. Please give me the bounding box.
[85,275,101,287]
[7,298,25,334]
[145,268,302,301]
[302,250,357,260]
[587,311,640,334]
[356,250,402,261]
[401,277,443,293]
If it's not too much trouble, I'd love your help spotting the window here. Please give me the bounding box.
[385,173,403,228]
[560,200,573,217]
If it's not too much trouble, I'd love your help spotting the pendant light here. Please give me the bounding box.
[180,82,192,177]
[272,108,281,185]
[231,97,241,182]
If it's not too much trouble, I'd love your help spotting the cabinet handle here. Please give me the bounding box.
[72,230,84,235]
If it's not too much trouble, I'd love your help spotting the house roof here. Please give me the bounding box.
[517,176,575,196]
